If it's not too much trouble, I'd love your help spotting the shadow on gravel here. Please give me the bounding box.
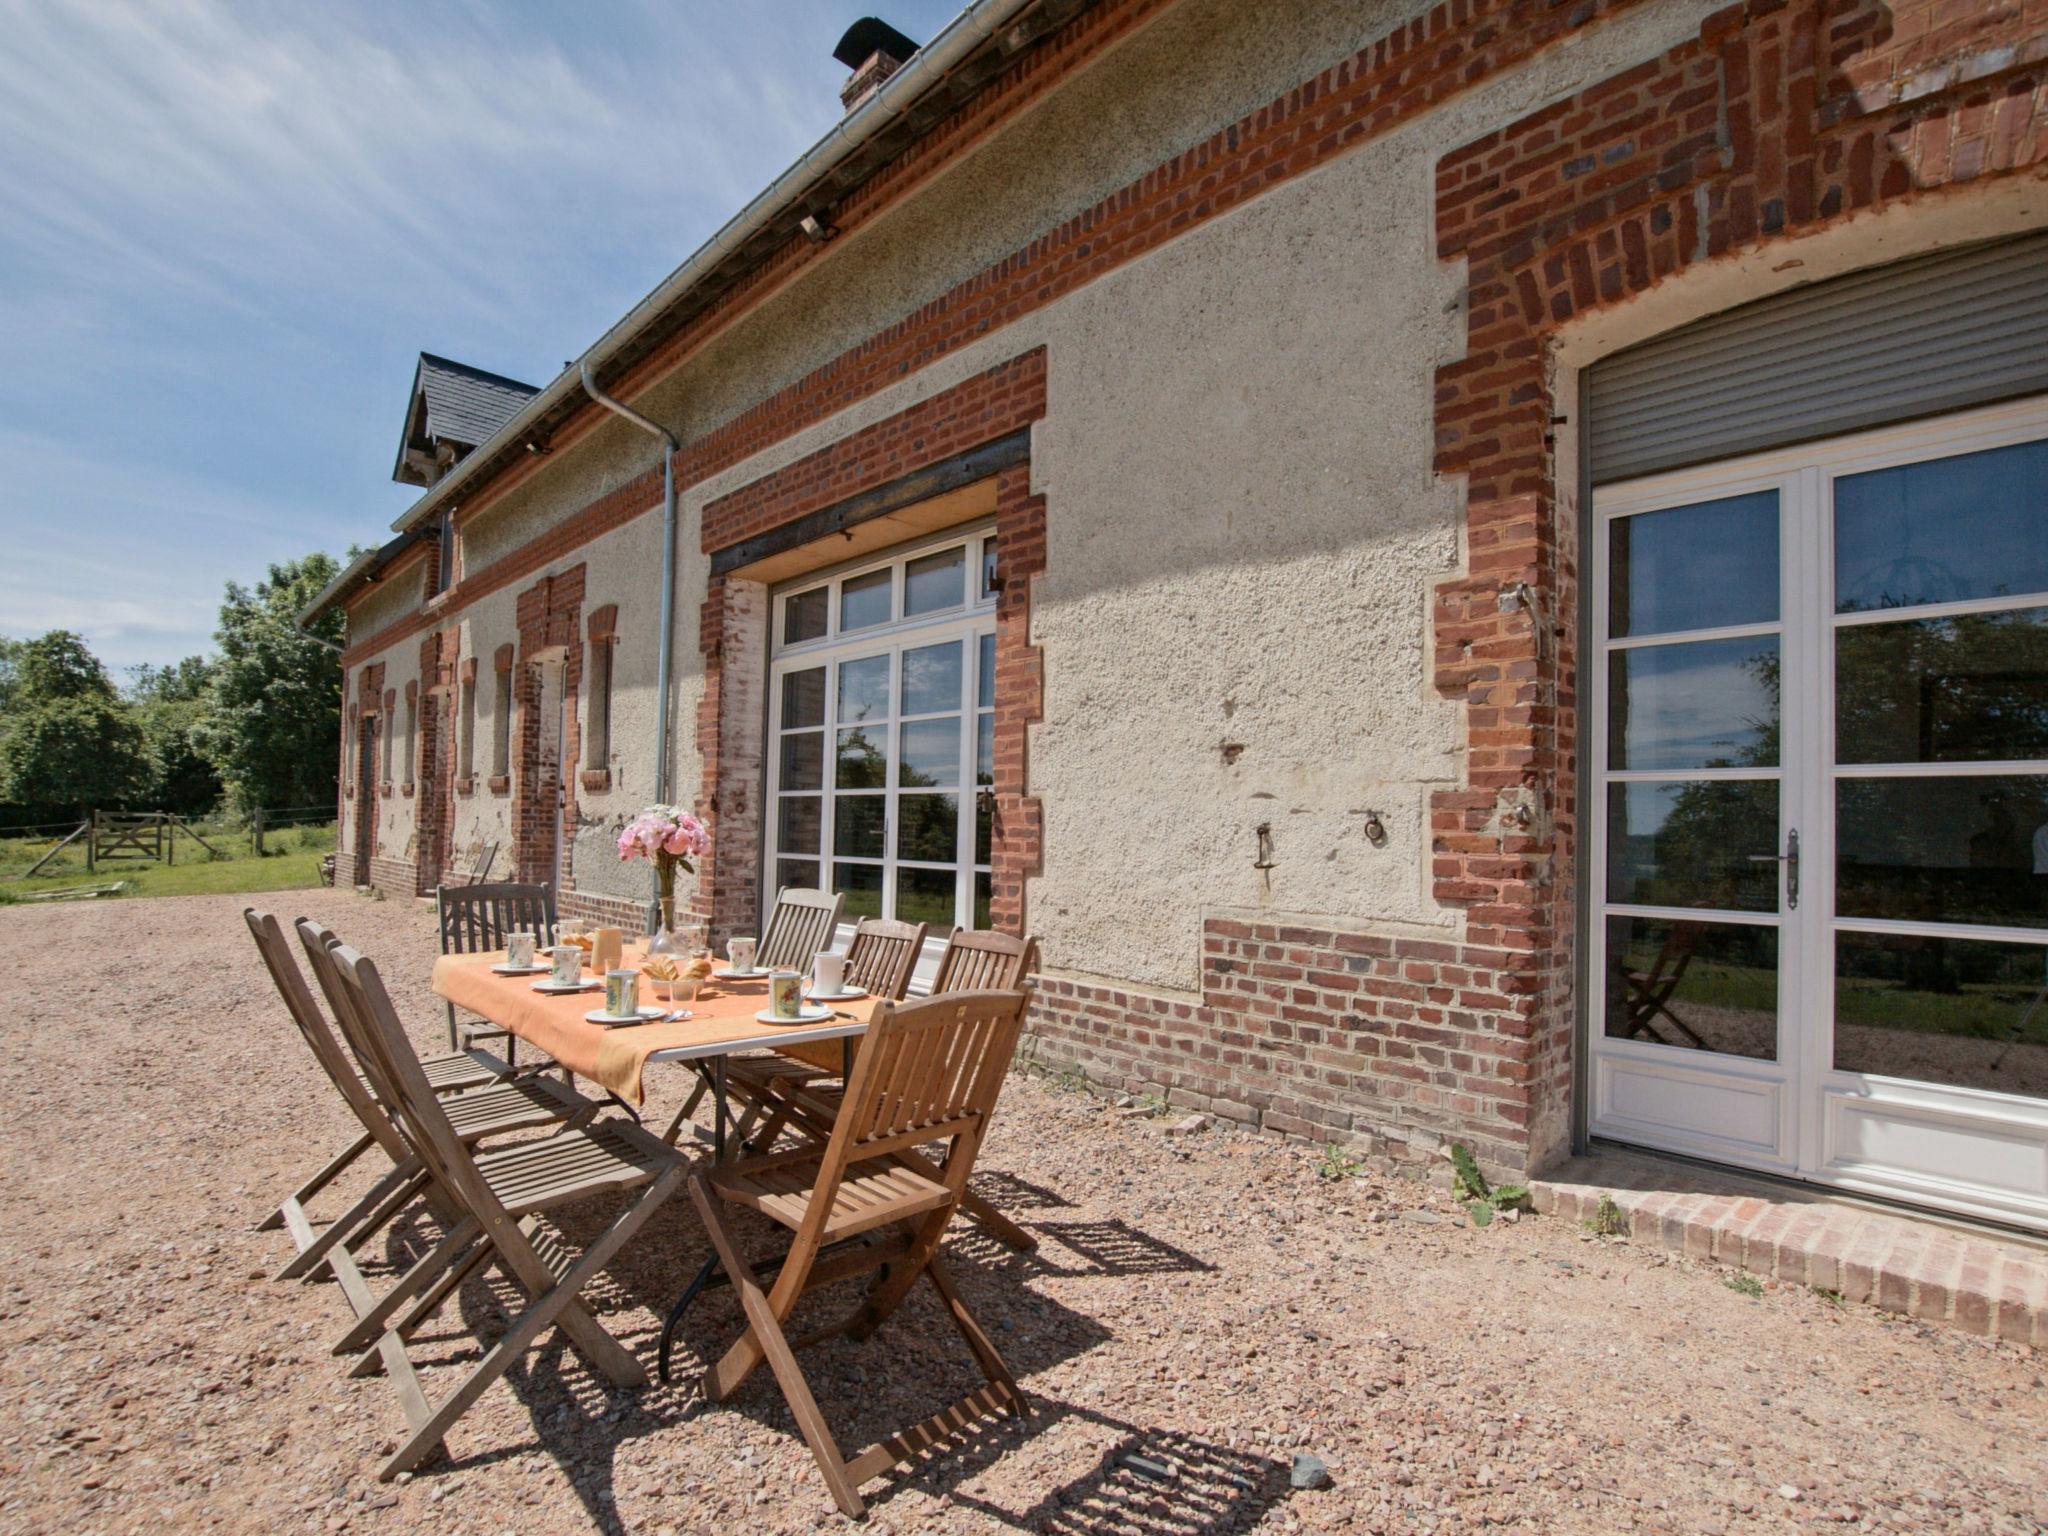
[879,1406,1296,1533]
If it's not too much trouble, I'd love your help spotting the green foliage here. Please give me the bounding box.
[1316,1145,1363,1181]
[1725,1271,1765,1298]
[0,691,146,815]
[1449,1143,1532,1226]
[16,630,115,700]
[197,554,343,814]
[127,657,221,817]
[1585,1193,1628,1237]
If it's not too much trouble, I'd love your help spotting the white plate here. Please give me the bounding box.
[531,977,602,994]
[722,967,767,979]
[804,985,867,1002]
[755,1005,834,1026]
[585,1005,671,1026]
[491,962,549,975]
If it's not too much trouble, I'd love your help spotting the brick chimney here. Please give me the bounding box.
[833,17,919,115]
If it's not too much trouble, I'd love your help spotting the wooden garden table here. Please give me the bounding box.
[431,947,877,1156]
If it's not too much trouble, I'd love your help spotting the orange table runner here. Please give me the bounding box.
[430,948,878,1103]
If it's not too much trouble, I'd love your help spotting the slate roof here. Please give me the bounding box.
[393,353,540,484]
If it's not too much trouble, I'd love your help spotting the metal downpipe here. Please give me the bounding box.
[579,364,680,928]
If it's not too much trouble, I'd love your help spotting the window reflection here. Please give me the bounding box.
[1608,637,1779,770]
[1607,781,1780,911]
[1836,931,2048,1096]
[1836,607,2048,765]
[1604,916,1779,1060]
[1837,776,2048,929]
[1836,437,2048,613]
[1610,491,1779,637]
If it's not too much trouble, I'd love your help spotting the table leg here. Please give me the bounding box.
[714,1055,728,1163]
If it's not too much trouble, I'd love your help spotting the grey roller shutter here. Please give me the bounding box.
[1588,232,2048,485]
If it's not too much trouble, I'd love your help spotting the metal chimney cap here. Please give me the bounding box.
[833,16,919,69]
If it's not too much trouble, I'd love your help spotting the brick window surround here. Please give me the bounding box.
[514,568,585,888]
[489,644,516,795]
[581,604,619,795]
[690,351,1048,946]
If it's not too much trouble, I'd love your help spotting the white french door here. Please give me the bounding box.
[1590,397,2048,1231]
[763,524,998,940]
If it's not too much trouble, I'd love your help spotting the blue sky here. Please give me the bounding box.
[0,0,965,675]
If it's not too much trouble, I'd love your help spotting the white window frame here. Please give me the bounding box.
[764,523,999,948]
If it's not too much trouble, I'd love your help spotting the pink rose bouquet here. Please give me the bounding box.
[617,805,710,931]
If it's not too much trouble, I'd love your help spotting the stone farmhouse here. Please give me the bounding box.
[306,0,2048,1230]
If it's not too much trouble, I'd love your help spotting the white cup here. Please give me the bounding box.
[547,946,582,986]
[727,936,757,973]
[506,931,537,968]
[811,953,846,997]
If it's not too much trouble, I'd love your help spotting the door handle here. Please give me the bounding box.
[1746,828,1799,910]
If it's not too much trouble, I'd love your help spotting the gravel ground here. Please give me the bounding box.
[2,888,2045,1536]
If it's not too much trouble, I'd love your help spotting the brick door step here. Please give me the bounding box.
[1531,1149,2048,1347]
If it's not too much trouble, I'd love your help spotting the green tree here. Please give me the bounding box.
[128,656,221,816]
[0,633,147,815]
[198,554,344,813]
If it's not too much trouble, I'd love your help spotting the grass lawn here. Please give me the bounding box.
[0,821,335,902]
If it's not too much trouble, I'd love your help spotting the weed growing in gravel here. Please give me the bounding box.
[1585,1193,1628,1237]
[1448,1143,1530,1227]
[1317,1145,1363,1181]
[1812,1287,1845,1307]
[1725,1271,1766,1298]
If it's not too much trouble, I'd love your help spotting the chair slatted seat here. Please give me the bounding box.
[437,881,556,1061]
[681,988,1033,1518]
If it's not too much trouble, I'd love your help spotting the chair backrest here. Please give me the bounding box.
[437,880,555,955]
[296,919,408,1113]
[757,887,844,972]
[930,927,1038,995]
[809,990,1030,1233]
[244,908,407,1163]
[842,917,928,1001]
[327,942,516,1237]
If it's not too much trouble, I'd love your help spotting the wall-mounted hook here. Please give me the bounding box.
[1361,809,1387,847]
[1253,822,1276,871]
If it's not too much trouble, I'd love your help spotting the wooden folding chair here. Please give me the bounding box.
[295,920,607,1359]
[930,926,1038,994]
[326,940,690,1480]
[1619,924,1706,1049]
[684,988,1033,1518]
[756,887,845,972]
[437,880,555,1060]
[249,908,572,1281]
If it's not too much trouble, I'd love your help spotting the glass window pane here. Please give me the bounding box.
[976,713,994,787]
[775,859,819,897]
[1836,606,2048,765]
[836,727,886,789]
[781,667,825,730]
[783,587,827,644]
[1604,916,1779,1060]
[779,731,823,791]
[896,866,957,928]
[1835,931,2048,1095]
[980,540,998,599]
[833,861,883,921]
[901,640,962,716]
[900,717,960,787]
[978,632,995,709]
[836,654,890,723]
[975,786,992,865]
[1609,490,1779,638]
[777,796,821,855]
[1607,781,1780,911]
[1608,637,1779,771]
[841,568,892,631]
[974,871,992,929]
[1837,775,2048,930]
[1836,437,2048,613]
[904,546,966,616]
[897,793,959,863]
[832,796,885,858]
